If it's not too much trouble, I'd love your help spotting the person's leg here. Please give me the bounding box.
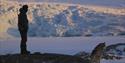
[20,30,29,54]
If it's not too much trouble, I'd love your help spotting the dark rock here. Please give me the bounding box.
[0,53,90,63]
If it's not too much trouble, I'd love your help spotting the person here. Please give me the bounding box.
[18,5,30,54]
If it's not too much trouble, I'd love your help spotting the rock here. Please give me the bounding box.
[0,53,90,63]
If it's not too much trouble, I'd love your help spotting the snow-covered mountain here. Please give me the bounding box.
[9,0,125,8]
[0,1,125,39]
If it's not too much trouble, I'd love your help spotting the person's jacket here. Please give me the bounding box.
[18,13,28,31]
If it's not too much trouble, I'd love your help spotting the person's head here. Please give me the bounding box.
[19,5,28,13]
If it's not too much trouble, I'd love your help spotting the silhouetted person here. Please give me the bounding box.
[18,5,30,54]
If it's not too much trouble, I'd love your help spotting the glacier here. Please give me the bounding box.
[0,1,125,39]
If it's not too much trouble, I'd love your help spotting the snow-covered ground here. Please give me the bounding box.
[0,36,125,63]
[0,36,125,55]
[101,59,125,63]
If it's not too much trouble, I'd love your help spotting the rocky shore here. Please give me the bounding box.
[0,53,90,63]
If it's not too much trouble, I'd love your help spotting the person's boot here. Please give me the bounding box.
[21,49,30,55]
[20,43,30,55]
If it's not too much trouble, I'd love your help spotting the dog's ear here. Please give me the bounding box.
[103,42,106,46]
[103,42,106,44]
